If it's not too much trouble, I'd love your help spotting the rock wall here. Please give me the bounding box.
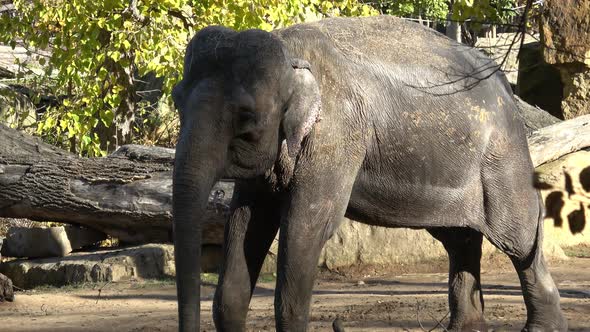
[0,244,175,288]
[558,65,590,119]
[541,0,590,119]
[537,150,590,247]
[516,42,564,119]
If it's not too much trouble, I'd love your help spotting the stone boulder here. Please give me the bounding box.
[0,272,14,302]
[540,0,590,119]
[317,221,566,269]
[1,226,72,258]
[0,243,226,288]
[1,226,108,258]
[541,0,590,66]
[558,65,590,119]
[536,150,590,246]
[0,244,176,288]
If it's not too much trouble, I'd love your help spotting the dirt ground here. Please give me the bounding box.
[1,254,589,332]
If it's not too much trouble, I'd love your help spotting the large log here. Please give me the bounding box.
[0,102,588,244]
[514,95,561,132]
[528,114,590,166]
[0,124,231,244]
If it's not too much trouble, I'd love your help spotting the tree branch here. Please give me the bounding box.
[122,0,149,25]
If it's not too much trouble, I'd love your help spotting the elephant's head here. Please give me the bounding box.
[171,26,321,331]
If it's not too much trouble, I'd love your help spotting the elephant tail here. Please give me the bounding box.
[332,317,346,332]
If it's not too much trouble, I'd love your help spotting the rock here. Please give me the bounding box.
[1,226,72,258]
[261,222,494,273]
[541,0,590,66]
[541,0,590,119]
[516,42,564,119]
[0,244,175,288]
[536,150,590,247]
[543,238,568,261]
[0,272,14,302]
[0,226,106,258]
[559,65,590,119]
[318,221,447,270]
[0,243,227,288]
[63,226,107,250]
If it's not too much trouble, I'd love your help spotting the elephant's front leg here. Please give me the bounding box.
[213,181,280,331]
[274,159,361,331]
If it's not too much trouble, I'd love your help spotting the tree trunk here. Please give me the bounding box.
[528,114,590,166]
[0,66,14,79]
[514,95,562,132]
[446,7,461,43]
[0,124,231,244]
[0,103,588,244]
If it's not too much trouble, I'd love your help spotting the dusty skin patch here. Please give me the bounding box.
[497,96,505,108]
[0,257,589,331]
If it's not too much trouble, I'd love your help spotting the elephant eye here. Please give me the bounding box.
[237,108,258,124]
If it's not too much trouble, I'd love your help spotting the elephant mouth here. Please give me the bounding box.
[225,154,274,179]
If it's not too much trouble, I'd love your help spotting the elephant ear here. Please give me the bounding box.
[282,59,322,158]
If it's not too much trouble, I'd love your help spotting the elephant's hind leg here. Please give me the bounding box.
[428,228,487,331]
[512,237,567,332]
[213,181,281,332]
[480,146,567,332]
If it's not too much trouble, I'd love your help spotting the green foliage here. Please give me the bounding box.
[374,0,450,20]
[371,0,517,23]
[452,0,518,23]
[0,0,376,156]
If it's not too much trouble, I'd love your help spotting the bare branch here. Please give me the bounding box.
[122,0,149,25]
[168,8,194,31]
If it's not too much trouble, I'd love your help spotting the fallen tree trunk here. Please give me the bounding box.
[0,106,588,244]
[0,125,231,244]
[514,95,561,132]
[528,114,590,166]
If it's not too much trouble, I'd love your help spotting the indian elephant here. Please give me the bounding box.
[171,15,567,332]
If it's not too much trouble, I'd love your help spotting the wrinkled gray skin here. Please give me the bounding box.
[172,16,567,332]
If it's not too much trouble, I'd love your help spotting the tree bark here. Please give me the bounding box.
[0,106,588,244]
[514,95,562,132]
[528,114,590,166]
[0,66,14,79]
[0,124,231,244]
[446,2,461,44]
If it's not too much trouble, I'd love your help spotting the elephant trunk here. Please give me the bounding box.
[173,134,223,332]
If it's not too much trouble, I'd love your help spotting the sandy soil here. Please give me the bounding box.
[1,256,589,332]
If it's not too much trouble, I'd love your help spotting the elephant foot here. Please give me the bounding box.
[448,317,487,332]
[522,325,567,332]
[332,318,346,332]
[522,313,568,332]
